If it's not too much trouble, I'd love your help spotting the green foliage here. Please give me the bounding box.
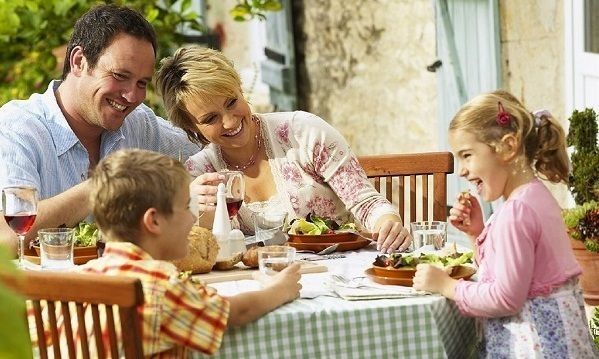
[230,0,282,21]
[567,108,599,205]
[0,0,204,111]
[0,246,31,358]
[591,307,599,351]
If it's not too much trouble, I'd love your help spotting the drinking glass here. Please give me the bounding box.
[410,221,447,251]
[253,210,288,246]
[39,228,75,271]
[2,186,38,268]
[257,245,296,276]
[218,170,245,220]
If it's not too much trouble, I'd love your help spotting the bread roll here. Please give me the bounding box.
[213,252,244,271]
[171,226,219,274]
[242,247,259,268]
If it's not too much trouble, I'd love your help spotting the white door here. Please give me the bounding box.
[566,0,599,113]
[435,0,501,218]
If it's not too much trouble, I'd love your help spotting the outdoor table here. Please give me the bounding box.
[192,244,477,358]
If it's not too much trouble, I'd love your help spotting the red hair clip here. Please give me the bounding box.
[496,101,511,126]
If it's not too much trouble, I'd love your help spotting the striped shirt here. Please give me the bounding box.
[0,80,200,200]
[78,242,230,356]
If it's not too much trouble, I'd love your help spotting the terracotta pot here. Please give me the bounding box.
[571,238,599,305]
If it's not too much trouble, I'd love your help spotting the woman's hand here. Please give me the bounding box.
[373,215,412,253]
[448,192,484,239]
[413,264,457,299]
[189,172,225,213]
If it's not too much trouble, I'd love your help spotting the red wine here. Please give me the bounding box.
[4,214,36,235]
[226,199,243,219]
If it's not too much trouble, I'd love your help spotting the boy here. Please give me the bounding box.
[81,149,301,356]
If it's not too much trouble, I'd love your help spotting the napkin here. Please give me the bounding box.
[329,276,428,301]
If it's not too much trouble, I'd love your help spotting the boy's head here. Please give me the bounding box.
[89,149,195,259]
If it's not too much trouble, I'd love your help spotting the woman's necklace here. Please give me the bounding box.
[221,115,262,172]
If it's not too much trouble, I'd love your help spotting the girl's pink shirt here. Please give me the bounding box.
[454,178,582,318]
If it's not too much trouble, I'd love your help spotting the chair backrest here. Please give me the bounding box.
[358,152,454,224]
[3,271,144,359]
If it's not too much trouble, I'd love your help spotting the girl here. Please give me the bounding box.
[413,90,598,357]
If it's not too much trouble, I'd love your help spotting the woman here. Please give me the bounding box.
[155,46,411,253]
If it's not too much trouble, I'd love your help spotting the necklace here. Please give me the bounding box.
[221,115,262,172]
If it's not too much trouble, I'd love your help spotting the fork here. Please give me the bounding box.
[330,274,382,289]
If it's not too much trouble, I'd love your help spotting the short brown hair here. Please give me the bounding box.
[89,149,190,242]
[155,45,242,145]
[450,90,569,183]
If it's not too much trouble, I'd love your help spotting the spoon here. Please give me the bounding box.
[316,243,340,255]
[296,243,340,255]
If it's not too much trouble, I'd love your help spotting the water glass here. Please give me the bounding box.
[258,245,296,276]
[253,210,287,246]
[410,221,447,251]
[39,228,75,270]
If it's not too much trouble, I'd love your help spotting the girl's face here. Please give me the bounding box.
[449,129,510,202]
[185,89,253,149]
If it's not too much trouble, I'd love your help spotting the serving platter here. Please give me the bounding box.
[287,238,371,252]
[287,231,359,244]
[365,265,476,286]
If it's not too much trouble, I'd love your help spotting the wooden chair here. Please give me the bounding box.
[3,271,144,359]
[358,152,454,224]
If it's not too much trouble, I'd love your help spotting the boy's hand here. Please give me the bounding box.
[265,262,302,302]
[449,192,484,239]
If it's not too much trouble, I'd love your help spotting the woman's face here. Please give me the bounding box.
[185,89,253,149]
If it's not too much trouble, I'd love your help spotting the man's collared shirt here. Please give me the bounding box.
[0,81,199,199]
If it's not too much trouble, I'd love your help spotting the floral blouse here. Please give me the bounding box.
[185,111,397,234]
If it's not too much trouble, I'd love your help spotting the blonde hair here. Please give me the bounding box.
[155,45,242,145]
[449,90,569,183]
[89,149,190,242]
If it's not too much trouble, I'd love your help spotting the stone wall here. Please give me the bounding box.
[500,0,569,205]
[293,0,438,156]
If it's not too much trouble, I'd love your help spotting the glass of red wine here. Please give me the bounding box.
[218,170,245,221]
[2,186,38,269]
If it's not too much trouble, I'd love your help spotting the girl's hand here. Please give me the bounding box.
[448,192,484,238]
[373,216,412,253]
[413,264,456,298]
[190,172,225,213]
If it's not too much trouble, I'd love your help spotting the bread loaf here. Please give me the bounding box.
[171,226,219,274]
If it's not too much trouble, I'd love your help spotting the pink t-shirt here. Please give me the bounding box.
[454,178,582,318]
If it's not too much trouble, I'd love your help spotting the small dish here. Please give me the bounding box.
[32,245,98,265]
[33,245,98,257]
[366,265,476,286]
[24,254,98,266]
[287,232,358,244]
[287,239,370,252]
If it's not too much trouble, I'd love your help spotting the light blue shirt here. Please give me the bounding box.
[0,81,200,200]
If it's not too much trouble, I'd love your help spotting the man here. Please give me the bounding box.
[0,5,200,253]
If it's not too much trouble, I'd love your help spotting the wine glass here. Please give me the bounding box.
[2,186,38,268]
[218,170,245,221]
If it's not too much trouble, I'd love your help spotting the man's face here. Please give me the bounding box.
[76,33,155,131]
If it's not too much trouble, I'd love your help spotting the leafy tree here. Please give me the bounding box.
[0,0,281,113]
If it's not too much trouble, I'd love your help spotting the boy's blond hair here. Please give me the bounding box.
[89,149,190,242]
[155,45,242,145]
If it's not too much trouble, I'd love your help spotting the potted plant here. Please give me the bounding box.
[563,108,599,305]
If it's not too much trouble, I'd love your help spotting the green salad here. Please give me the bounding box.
[288,213,357,235]
[373,251,474,269]
[73,222,99,247]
